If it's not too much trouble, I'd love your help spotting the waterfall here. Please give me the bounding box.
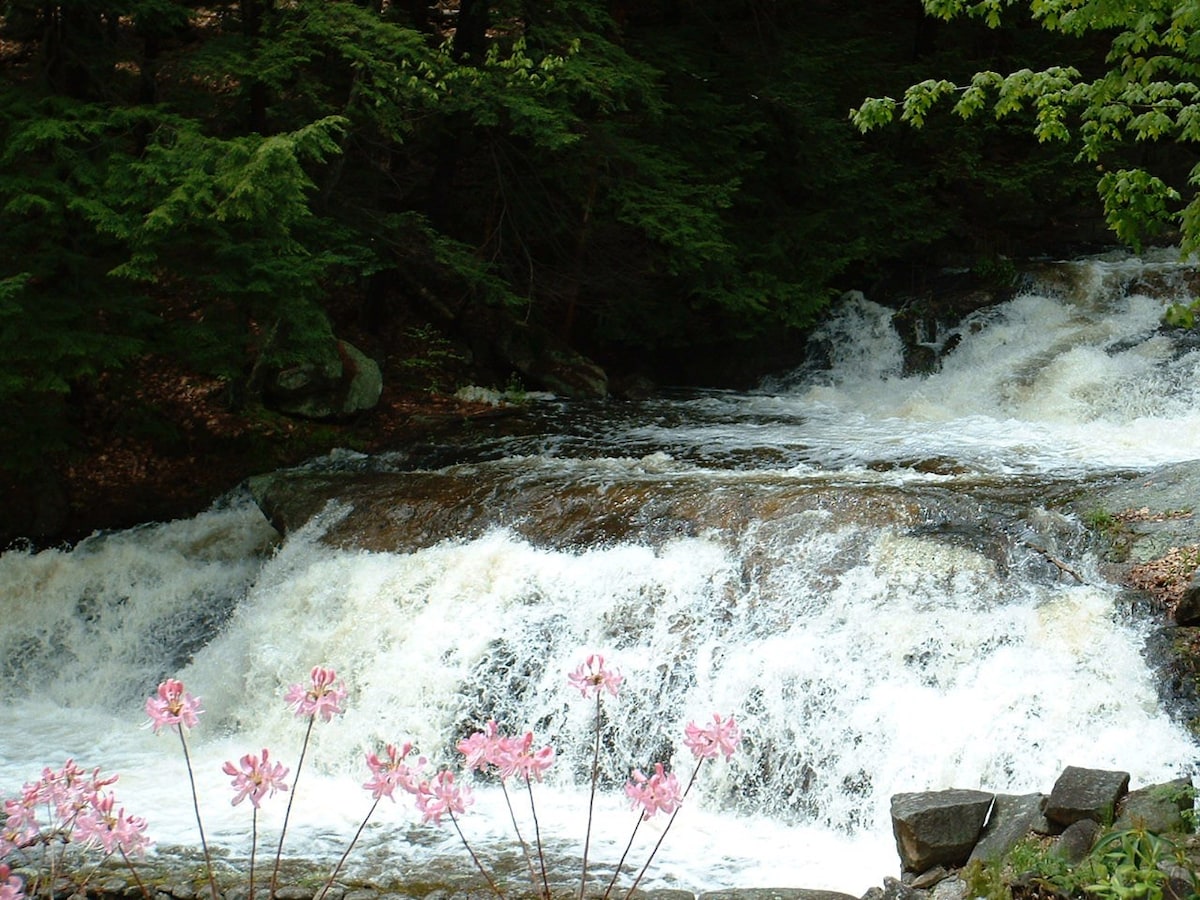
[2,252,1198,895]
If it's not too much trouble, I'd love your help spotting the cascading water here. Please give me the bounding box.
[3,251,1200,896]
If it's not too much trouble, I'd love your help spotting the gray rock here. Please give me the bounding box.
[1053,818,1101,864]
[861,876,919,900]
[700,892,859,900]
[929,877,967,900]
[1114,777,1196,833]
[891,789,995,873]
[1045,766,1130,826]
[907,867,948,889]
[1066,460,1200,566]
[970,793,1047,863]
[265,339,382,420]
[1176,574,1200,625]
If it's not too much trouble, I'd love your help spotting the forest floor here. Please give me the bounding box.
[5,354,498,548]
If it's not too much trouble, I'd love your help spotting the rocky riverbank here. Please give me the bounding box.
[1059,460,1200,737]
[20,759,1200,900]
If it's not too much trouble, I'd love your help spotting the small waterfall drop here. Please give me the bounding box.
[2,252,1198,895]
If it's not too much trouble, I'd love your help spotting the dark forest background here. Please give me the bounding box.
[0,0,1147,542]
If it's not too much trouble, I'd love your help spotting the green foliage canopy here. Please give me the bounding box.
[852,0,1200,253]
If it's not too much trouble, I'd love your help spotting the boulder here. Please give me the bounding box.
[1053,818,1101,864]
[1176,574,1200,626]
[1114,778,1196,833]
[1044,766,1129,827]
[264,339,382,420]
[495,325,608,399]
[891,789,995,873]
[969,793,1047,863]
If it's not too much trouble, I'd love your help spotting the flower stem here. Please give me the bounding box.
[620,758,704,900]
[500,781,537,891]
[448,808,506,900]
[271,715,315,900]
[599,815,642,900]
[524,776,551,900]
[316,797,379,900]
[119,847,154,900]
[579,690,602,900]
[177,728,220,900]
[249,809,259,900]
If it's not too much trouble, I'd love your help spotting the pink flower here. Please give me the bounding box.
[3,760,127,856]
[456,719,503,772]
[683,713,741,761]
[0,864,25,900]
[495,731,555,783]
[1,797,39,856]
[222,749,290,809]
[33,760,117,822]
[284,666,347,722]
[414,771,473,825]
[624,763,683,820]
[568,654,623,698]
[74,792,152,857]
[145,679,203,733]
[362,742,426,801]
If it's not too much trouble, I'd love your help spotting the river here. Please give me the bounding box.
[2,250,1199,896]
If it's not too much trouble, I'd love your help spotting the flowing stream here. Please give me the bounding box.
[3,251,1200,895]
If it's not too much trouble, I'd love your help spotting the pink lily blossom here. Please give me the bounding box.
[414,771,473,825]
[284,666,347,722]
[457,721,554,782]
[567,654,623,698]
[3,760,128,856]
[456,719,503,772]
[34,760,117,822]
[0,863,25,900]
[0,798,38,856]
[222,749,290,809]
[145,679,203,733]
[683,713,741,761]
[74,792,152,857]
[624,763,683,820]
[362,742,426,801]
[495,731,555,783]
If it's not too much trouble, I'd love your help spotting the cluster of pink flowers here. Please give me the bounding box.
[360,739,476,828]
[74,792,152,857]
[362,742,425,801]
[457,720,556,783]
[623,763,683,820]
[413,771,473,825]
[3,656,743,900]
[0,759,150,867]
[285,666,347,723]
[222,750,290,809]
[683,713,741,761]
